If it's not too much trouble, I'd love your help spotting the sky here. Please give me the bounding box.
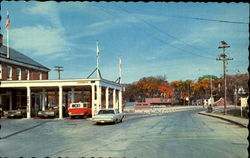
[0,2,249,83]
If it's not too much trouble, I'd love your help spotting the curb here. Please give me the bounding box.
[198,112,247,128]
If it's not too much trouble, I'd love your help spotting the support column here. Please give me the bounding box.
[0,94,2,106]
[9,92,12,111]
[71,88,75,103]
[113,89,116,109]
[97,85,102,111]
[27,87,31,119]
[59,86,63,119]
[105,87,109,109]
[91,85,95,117]
[119,89,122,113]
[42,89,46,111]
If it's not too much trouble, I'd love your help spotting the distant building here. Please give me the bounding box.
[134,97,172,109]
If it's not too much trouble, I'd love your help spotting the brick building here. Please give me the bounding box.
[0,45,50,112]
[0,45,50,81]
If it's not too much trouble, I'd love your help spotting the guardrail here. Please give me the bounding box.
[125,106,203,114]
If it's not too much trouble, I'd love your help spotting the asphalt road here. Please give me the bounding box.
[0,109,248,158]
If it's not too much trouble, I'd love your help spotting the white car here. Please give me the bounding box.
[92,109,124,124]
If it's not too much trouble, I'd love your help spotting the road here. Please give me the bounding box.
[0,109,248,158]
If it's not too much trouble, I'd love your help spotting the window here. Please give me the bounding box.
[7,65,12,80]
[0,63,2,79]
[25,69,30,80]
[16,68,21,80]
[38,72,42,80]
[71,104,80,108]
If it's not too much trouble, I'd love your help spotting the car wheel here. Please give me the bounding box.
[120,118,123,123]
[115,119,119,124]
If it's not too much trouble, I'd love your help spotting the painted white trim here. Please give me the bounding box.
[16,67,21,80]
[7,65,12,80]
[0,79,122,89]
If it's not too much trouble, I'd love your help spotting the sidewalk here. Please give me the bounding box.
[198,110,249,128]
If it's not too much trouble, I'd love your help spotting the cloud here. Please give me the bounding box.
[25,2,62,27]
[10,25,68,58]
[68,13,166,39]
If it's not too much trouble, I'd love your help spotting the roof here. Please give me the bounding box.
[0,45,50,71]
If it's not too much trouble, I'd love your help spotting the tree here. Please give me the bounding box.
[124,76,173,102]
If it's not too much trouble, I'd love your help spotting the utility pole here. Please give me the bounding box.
[216,41,233,115]
[54,66,64,80]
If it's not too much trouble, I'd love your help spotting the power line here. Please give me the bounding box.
[216,41,233,115]
[92,4,215,60]
[171,15,248,25]
[116,6,216,59]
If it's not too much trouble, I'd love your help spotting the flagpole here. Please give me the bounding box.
[96,40,99,79]
[119,57,122,84]
[6,10,10,58]
[7,28,9,58]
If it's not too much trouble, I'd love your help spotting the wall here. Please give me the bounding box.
[0,61,48,81]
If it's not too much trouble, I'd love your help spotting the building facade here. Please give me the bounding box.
[0,45,50,112]
[0,45,50,81]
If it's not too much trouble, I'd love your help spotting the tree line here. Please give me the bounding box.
[124,73,248,105]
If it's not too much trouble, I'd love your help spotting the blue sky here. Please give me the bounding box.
[1,2,249,83]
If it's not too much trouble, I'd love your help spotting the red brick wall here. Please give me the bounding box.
[0,61,49,81]
[1,62,7,80]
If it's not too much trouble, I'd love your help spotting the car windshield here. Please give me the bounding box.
[98,110,114,114]
[71,104,81,108]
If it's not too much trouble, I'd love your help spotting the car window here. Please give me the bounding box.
[71,104,80,108]
[98,110,114,114]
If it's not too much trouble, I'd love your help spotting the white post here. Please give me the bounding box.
[71,88,75,103]
[27,87,31,119]
[9,92,12,111]
[42,89,46,111]
[97,85,102,111]
[91,85,95,117]
[119,90,122,113]
[106,87,109,109]
[113,89,116,109]
[59,86,63,119]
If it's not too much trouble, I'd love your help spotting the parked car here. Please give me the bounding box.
[38,106,59,118]
[68,102,92,118]
[4,106,27,118]
[92,109,124,124]
[0,105,3,118]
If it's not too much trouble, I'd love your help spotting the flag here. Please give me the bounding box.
[5,10,10,30]
[96,40,100,57]
[119,57,122,72]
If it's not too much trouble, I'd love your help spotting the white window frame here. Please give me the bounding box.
[25,69,30,80]
[7,65,12,80]
[39,72,42,80]
[0,63,2,79]
[16,68,21,80]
